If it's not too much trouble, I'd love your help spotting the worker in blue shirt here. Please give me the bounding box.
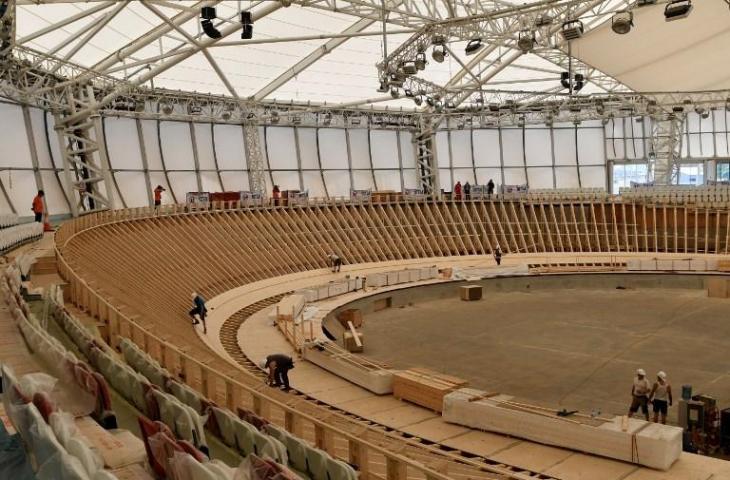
[189,292,208,334]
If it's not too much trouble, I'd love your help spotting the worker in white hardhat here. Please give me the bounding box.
[649,371,673,424]
[188,292,208,334]
[628,368,651,421]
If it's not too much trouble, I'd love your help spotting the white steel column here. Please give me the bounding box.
[650,114,684,185]
[244,122,266,195]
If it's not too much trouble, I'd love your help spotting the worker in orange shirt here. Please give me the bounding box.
[32,190,45,223]
[272,185,281,207]
[153,185,165,213]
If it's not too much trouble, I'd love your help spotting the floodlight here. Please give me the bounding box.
[270,110,280,123]
[414,95,423,106]
[664,0,692,21]
[241,11,253,39]
[350,117,361,126]
[390,87,400,99]
[560,71,571,89]
[280,0,293,6]
[161,103,173,115]
[456,119,465,129]
[434,101,444,113]
[323,112,332,125]
[465,39,483,56]
[201,19,222,39]
[404,89,414,98]
[426,96,435,107]
[432,45,447,63]
[517,30,535,53]
[415,52,427,71]
[535,14,552,27]
[201,7,217,20]
[292,115,302,125]
[135,100,146,112]
[560,20,584,40]
[400,61,417,76]
[611,11,633,34]
[517,116,525,127]
[573,73,584,91]
[377,78,389,93]
[188,104,202,115]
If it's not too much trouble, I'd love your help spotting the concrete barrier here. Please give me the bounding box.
[443,388,682,470]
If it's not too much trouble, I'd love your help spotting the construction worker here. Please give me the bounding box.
[493,245,502,266]
[272,185,281,207]
[454,181,462,200]
[153,185,166,213]
[649,371,673,424]
[259,354,294,391]
[629,368,651,421]
[189,292,208,334]
[464,181,471,201]
[487,179,495,197]
[32,190,45,223]
[327,253,342,273]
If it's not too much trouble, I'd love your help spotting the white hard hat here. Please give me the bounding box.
[657,371,667,380]
[636,368,646,376]
[259,359,268,370]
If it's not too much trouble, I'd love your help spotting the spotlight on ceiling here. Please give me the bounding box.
[426,96,436,107]
[241,11,253,39]
[201,19,222,39]
[560,20,584,41]
[280,0,293,6]
[664,0,692,21]
[323,112,332,125]
[517,30,535,53]
[611,11,633,34]
[432,45,447,63]
[404,89,414,98]
[377,77,389,93]
[292,115,302,125]
[201,6,217,20]
[161,103,173,115]
[465,38,483,56]
[414,95,423,107]
[400,61,418,76]
[415,52,427,71]
[270,110,280,124]
[560,71,570,89]
[573,73,584,92]
[188,104,202,115]
[390,87,400,99]
[434,101,444,113]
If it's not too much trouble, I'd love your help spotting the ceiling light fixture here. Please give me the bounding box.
[465,38,483,55]
[611,11,633,34]
[664,0,692,21]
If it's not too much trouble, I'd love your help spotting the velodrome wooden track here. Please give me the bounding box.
[54,199,730,480]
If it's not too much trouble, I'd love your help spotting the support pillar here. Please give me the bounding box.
[414,116,441,196]
[650,114,684,185]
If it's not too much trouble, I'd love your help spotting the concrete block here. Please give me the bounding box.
[317,286,330,300]
[408,269,420,282]
[689,259,706,271]
[295,289,318,303]
[707,277,730,298]
[460,285,482,301]
[656,259,674,271]
[397,271,410,283]
[626,259,642,271]
[672,259,690,271]
[706,259,719,270]
[366,273,386,287]
[443,388,682,471]
[640,259,657,271]
[386,271,399,285]
[328,281,348,297]
[302,342,392,394]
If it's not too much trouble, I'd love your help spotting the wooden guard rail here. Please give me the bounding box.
[54,207,456,480]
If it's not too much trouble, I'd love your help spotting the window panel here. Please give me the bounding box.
[577,128,604,165]
[271,171,300,191]
[452,168,475,185]
[400,132,416,169]
[473,130,501,167]
[160,121,195,170]
[348,129,371,169]
[527,167,554,188]
[370,130,399,169]
[501,129,524,167]
[439,169,453,191]
[553,128,577,166]
[435,131,450,169]
[141,120,163,171]
[40,171,68,215]
[318,129,347,170]
[373,170,401,191]
[677,164,704,185]
[266,127,297,170]
[167,171,198,199]
[213,124,247,171]
[352,170,375,190]
[612,163,648,193]
[200,171,221,192]
[323,170,351,197]
[525,128,552,166]
[106,117,143,170]
[220,171,250,192]
[402,169,418,189]
[503,168,526,185]
[579,166,606,188]
[301,171,326,197]
[115,171,149,208]
[30,108,53,170]
[0,103,32,169]
[475,168,501,186]
[555,167,579,188]
[193,123,216,171]
[298,128,319,170]
[450,131,472,168]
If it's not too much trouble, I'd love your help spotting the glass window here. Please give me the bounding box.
[612,163,648,193]
[676,164,704,185]
[717,163,730,182]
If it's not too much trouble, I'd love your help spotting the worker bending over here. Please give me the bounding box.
[649,371,673,424]
[189,292,208,334]
[328,253,342,273]
[628,368,651,421]
[260,354,294,391]
[493,245,502,266]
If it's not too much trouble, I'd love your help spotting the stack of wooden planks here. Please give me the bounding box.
[393,368,468,412]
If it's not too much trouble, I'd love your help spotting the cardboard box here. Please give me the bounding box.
[460,285,482,301]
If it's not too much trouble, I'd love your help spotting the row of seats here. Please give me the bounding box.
[525,187,609,202]
[1,262,120,479]
[0,222,43,254]
[0,213,19,229]
[47,288,310,479]
[620,185,730,205]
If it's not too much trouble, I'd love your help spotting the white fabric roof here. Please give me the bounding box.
[15,0,611,106]
[573,1,730,92]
